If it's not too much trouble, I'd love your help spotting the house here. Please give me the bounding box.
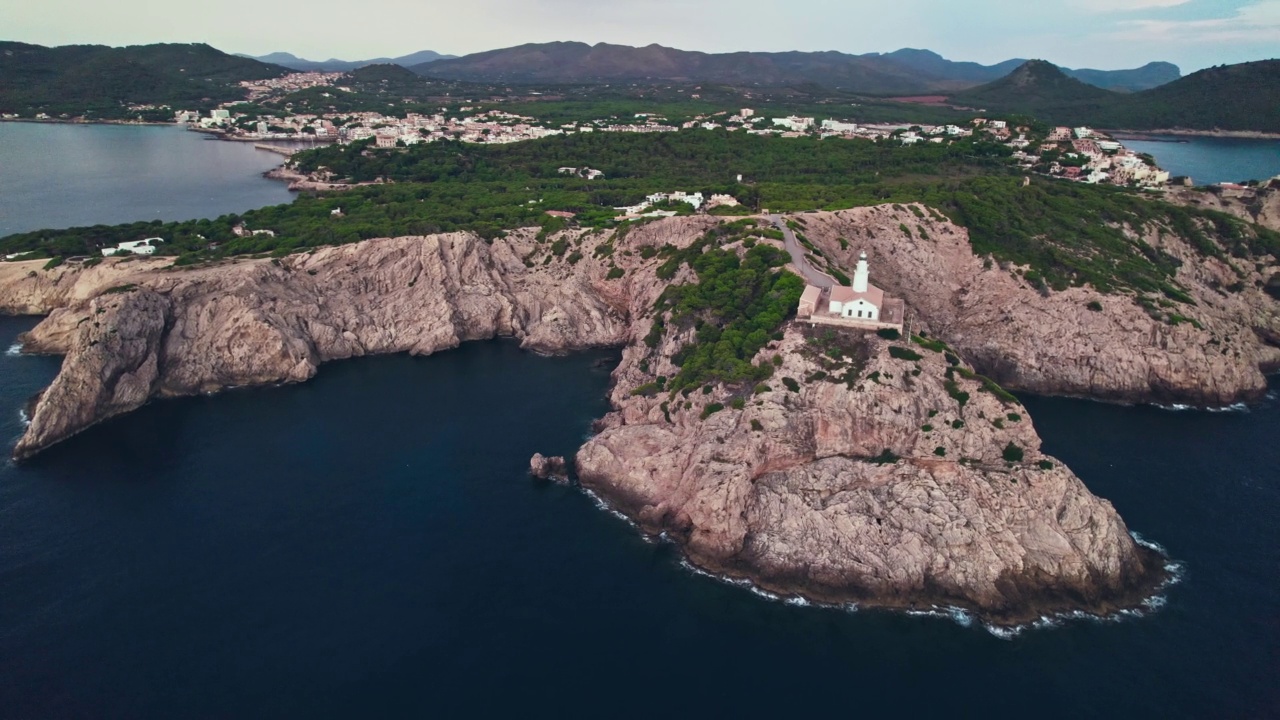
[797,285,823,317]
[797,252,905,330]
[102,238,162,257]
[828,253,884,321]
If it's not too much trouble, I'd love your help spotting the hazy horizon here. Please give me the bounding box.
[5,0,1279,73]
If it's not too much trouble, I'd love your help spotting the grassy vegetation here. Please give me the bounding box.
[4,129,1275,300]
[646,230,803,393]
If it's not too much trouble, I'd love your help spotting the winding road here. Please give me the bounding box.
[766,214,836,288]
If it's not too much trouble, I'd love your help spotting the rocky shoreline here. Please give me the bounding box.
[3,204,1276,624]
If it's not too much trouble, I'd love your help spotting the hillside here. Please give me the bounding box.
[241,49,454,72]
[1068,61,1181,93]
[873,49,1178,91]
[412,41,957,95]
[1091,60,1280,132]
[411,42,1178,94]
[951,58,1280,133]
[0,42,288,120]
[950,60,1121,117]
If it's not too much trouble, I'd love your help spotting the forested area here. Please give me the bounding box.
[3,130,1276,302]
[0,42,287,120]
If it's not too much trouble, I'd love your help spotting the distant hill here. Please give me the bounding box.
[410,42,1180,94]
[950,60,1120,116]
[240,50,455,73]
[0,42,288,119]
[1066,62,1181,93]
[951,59,1280,133]
[411,41,960,95]
[867,48,1026,85]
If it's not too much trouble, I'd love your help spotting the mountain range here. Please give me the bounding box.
[951,59,1280,133]
[406,42,1181,94]
[245,43,1179,94]
[239,50,455,73]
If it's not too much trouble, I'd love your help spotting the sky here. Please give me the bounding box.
[3,0,1278,72]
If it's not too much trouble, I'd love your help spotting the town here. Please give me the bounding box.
[171,71,1176,193]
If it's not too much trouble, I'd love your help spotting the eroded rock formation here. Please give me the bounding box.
[4,204,1274,623]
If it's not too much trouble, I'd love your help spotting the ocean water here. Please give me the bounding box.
[0,123,295,236]
[1120,135,1280,185]
[1,314,1278,718]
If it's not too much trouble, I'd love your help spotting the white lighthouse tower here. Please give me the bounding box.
[852,251,870,293]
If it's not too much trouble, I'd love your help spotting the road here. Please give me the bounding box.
[766,214,835,288]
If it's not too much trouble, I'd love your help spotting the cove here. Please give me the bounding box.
[1,314,1279,717]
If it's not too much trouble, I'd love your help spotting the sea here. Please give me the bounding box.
[0,122,297,236]
[1119,134,1280,186]
[1,124,1279,718]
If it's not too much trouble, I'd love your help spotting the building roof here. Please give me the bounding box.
[799,285,823,306]
[830,283,884,308]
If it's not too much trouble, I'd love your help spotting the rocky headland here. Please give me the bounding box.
[4,201,1277,624]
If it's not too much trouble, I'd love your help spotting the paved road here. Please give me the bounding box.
[766,214,835,288]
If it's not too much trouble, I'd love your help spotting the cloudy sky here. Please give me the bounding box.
[5,0,1278,71]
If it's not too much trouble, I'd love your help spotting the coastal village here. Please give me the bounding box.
[167,70,1178,192]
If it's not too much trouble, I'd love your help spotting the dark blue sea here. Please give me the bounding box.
[1,123,1279,718]
[2,318,1278,718]
[1120,135,1280,186]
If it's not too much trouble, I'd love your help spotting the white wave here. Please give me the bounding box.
[786,597,811,607]
[1130,530,1168,555]
[1207,403,1249,414]
[5,343,21,356]
[984,623,1025,640]
[18,408,30,427]
[1155,401,1250,414]
[579,487,639,529]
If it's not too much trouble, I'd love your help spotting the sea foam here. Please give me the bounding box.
[5,343,21,357]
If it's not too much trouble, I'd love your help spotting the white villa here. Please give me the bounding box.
[797,252,904,331]
[102,238,163,257]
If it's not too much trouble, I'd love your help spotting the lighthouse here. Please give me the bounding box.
[852,251,870,293]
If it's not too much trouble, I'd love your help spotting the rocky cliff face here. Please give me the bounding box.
[577,325,1162,622]
[9,230,632,459]
[793,205,1280,406]
[1167,183,1280,232]
[7,203,1272,623]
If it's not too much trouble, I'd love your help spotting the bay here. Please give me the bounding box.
[1,316,1277,718]
[1120,135,1280,186]
[0,122,296,236]
[1,121,1279,719]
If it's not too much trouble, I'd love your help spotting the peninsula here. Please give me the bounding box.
[4,189,1278,623]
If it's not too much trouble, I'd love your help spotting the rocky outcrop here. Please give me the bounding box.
[1166,183,1280,232]
[529,453,569,482]
[8,204,1274,623]
[8,230,632,459]
[577,315,1163,623]
[792,205,1280,406]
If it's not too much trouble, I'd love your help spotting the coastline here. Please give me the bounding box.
[0,117,174,127]
[1107,128,1280,141]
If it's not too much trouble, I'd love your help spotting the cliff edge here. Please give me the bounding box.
[5,204,1274,623]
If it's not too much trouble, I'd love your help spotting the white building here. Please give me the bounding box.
[827,252,884,321]
[102,238,162,257]
[821,119,858,133]
[772,116,815,132]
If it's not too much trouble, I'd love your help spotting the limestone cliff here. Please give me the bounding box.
[5,204,1274,623]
